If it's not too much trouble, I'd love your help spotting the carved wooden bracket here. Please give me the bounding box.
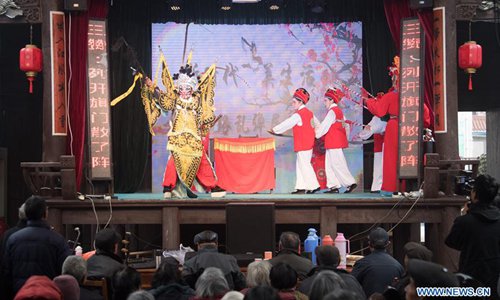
[456,0,495,21]
[0,0,41,24]
[21,155,77,199]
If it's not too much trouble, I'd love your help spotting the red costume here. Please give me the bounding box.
[365,56,400,193]
[366,90,399,192]
[292,108,315,152]
[163,134,217,191]
[324,106,349,149]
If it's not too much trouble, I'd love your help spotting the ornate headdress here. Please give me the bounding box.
[173,64,199,91]
[388,55,400,78]
[293,88,310,104]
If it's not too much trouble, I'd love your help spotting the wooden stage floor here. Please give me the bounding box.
[46,192,465,270]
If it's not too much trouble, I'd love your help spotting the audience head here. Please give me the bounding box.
[53,275,80,300]
[316,245,341,267]
[243,286,280,300]
[471,174,499,204]
[24,196,47,221]
[367,292,385,300]
[194,230,218,250]
[151,256,181,288]
[405,259,459,300]
[14,275,62,300]
[94,228,121,253]
[62,255,87,283]
[195,267,229,299]
[221,291,244,300]
[246,260,272,287]
[127,290,154,300]
[18,203,27,220]
[309,270,346,300]
[279,231,300,252]
[368,227,390,250]
[112,267,141,300]
[403,242,433,268]
[324,289,362,300]
[270,262,297,291]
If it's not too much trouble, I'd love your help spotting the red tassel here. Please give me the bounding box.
[28,77,34,94]
[468,74,473,91]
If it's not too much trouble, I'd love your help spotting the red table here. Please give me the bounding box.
[214,138,275,193]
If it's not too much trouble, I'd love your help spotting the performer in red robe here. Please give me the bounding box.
[364,56,400,196]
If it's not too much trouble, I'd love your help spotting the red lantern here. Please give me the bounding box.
[19,44,43,94]
[458,41,482,91]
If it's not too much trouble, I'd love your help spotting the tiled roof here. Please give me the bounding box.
[472,114,486,132]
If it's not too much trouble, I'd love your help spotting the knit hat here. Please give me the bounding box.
[14,275,63,300]
[293,88,310,104]
[53,275,80,300]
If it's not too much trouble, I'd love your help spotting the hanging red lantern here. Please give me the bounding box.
[458,41,482,91]
[19,44,43,94]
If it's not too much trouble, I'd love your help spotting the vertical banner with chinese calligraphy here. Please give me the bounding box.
[87,19,112,179]
[433,7,447,133]
[399,18,424,180]
[50,11,67,136]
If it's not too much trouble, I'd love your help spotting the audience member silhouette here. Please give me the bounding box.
[3,196,71,297]
[269,232,313,280]
[87,228,124,280]
[351,227,404,298]
[182,230,246,290]
[269,262,307,300]
[149,256,195,300]
[445,174,500,298]
[62,255,103,300]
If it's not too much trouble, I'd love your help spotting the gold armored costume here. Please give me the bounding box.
[142,53,216,190]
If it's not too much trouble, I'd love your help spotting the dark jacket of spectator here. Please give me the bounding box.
[445,202,500,297]
[0,218,27,296]
[269,249,313,280]
[149,282,195,300]
[350,249,404,297]
[299,266,365,299]
[182,246,246,290]
[86,249,123,280]
[3,219,72,294]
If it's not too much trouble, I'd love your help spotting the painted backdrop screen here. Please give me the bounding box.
[151,23,363,193]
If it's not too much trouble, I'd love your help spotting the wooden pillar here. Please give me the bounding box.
[48,207,62,234]
[41,0,66,162]
[434,0,459,160]
[320,206,337,237]
[486,109,500,179]
[163,207,179,249]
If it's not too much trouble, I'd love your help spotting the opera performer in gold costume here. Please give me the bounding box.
[143,54,226,199]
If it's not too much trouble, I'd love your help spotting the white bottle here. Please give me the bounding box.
[335,233,350,269]
[75,246,83,256]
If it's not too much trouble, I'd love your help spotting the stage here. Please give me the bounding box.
[46,192,464,269]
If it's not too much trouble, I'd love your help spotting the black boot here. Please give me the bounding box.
[186,188,198,199]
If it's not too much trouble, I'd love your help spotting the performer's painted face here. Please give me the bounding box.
[292,98,302,110]
[179,85,193,99]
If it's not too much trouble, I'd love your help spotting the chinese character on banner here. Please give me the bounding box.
[398,18,424,179]
[87,19,112,179]
[50,12,67,136]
